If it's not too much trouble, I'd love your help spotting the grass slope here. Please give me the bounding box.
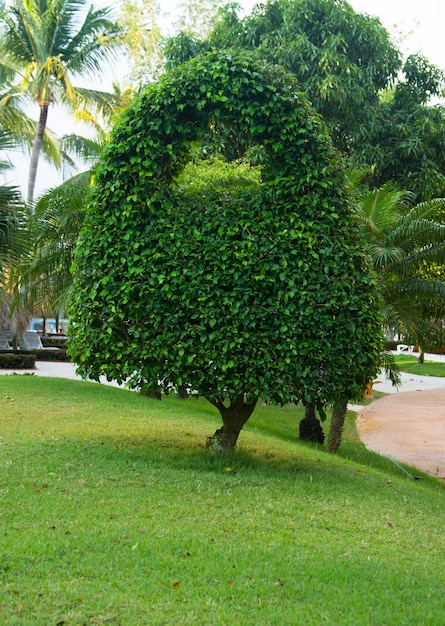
[394,354,445,377]
[0,376,444,625]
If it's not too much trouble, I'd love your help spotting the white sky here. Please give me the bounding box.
[5,0,445,197]
[348,0,445,69]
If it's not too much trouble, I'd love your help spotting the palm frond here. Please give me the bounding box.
[63,5,122,76]
[384,206,445,251]
[65,86,125,126]
[379,350,401,388]
[358,184,445,348]
[16,171,90,312]
[367,243,404,268]
[60,133,106,164]
[357,182,412,241]
[0,184,24,276]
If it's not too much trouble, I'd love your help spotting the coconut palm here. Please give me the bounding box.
[357,183,445,353]
[0,127,24,270]
[0,126,28,345]
[15,171,90,319]
[0,0,122,201]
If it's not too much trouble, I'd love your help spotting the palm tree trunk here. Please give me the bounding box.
[28,104,49,202]
[326,400,348,453]
[206,394,257,453]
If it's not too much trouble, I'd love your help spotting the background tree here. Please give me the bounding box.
[175,0,227,38]
[166,0,445,200]
[0,59,63,170]
[357,183,445,354]
[0,123,23,320]
[166,0,401,155]
[8,95,126,329]
[0,0,122,201]
[357,55,445,200]
[68,52,384,453]
[14,172,90,319]
[118,0,162,86]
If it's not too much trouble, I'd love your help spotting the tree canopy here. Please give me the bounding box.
[357,184,445,351]
[165,0,445,200]
[68,51,383,451]
[165,0,401,155]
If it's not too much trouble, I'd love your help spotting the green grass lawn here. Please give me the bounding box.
[394,354,445,377]
[0,376,444,625]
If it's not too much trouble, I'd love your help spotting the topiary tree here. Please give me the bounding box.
[68,51,384,452]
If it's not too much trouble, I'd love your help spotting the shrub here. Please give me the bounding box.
[41,337,68,349]
[0,352,36,369]
[35,349,70,362]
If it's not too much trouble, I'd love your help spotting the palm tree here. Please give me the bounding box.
[0,127,24,271]
[0,126,27,345]
[0,0,122,201]
[357,183,445,353]
[14,171,90,317]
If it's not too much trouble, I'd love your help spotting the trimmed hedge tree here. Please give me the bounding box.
[68,52,383,452]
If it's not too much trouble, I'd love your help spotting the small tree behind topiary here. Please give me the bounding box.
[68,52,384,452]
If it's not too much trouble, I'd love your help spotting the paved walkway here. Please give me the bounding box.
[0,360,122,386]
[1,361,444,479]
[357,370,445,480]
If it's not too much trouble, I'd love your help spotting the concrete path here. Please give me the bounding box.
[1,360,444,479]
[0,360,123,387]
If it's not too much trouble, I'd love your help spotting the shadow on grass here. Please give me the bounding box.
[1,375,442,489]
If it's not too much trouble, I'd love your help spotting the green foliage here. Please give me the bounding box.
[395,54,444,106]
[175,156,262,194]
[355,55,445,200]
[69,51,383,421]
[166,0,401,155]
[15,172,90,315]
[167,1,445,200]
[357,185,445,349]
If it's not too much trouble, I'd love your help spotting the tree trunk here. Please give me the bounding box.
[177,385,188,399]
[326,400,348,453]
[140,381,162,400]
[28,103,49,203]
[418,349,425,364]
[206,394,258,454]
[299,402,324,443]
